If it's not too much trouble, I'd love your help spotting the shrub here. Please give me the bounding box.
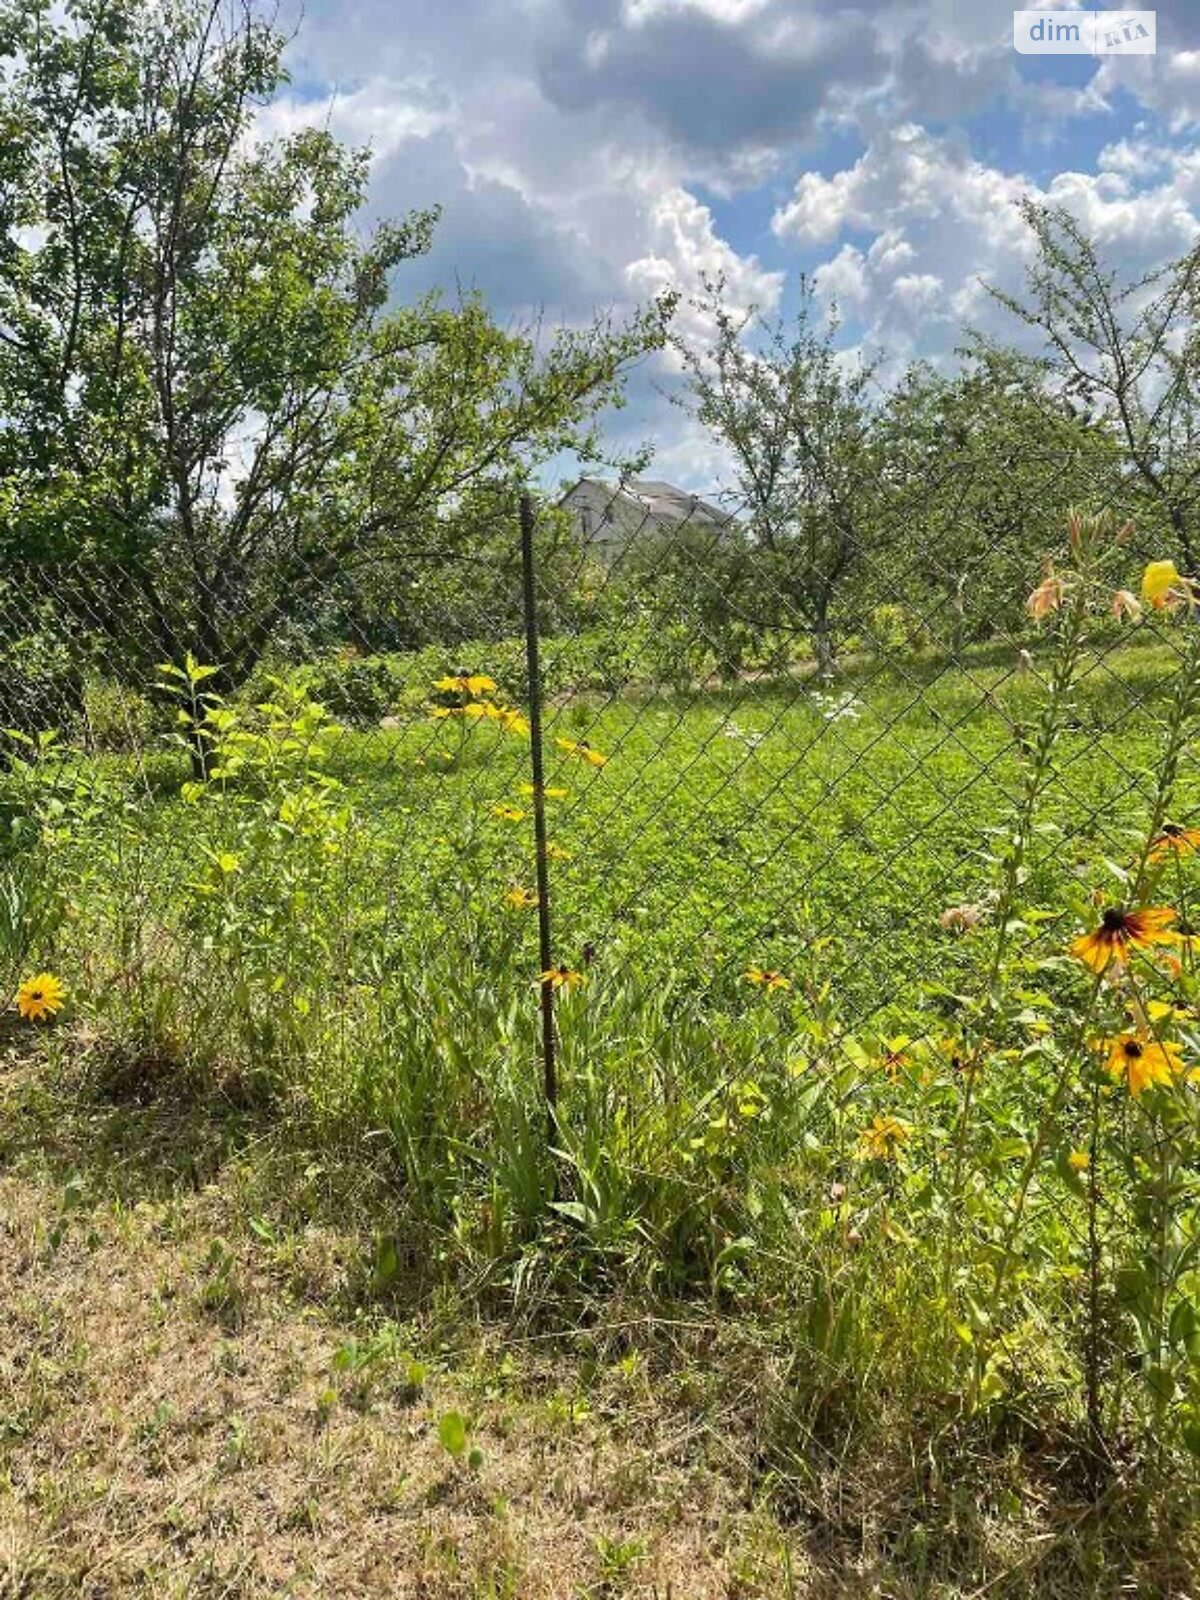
[0,632,81,737]
[78,675,157,754]
[300,653,409,727]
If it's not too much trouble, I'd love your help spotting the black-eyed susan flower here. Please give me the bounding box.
[856,1114,911,1161]
[500,708,530,736]
[745,966,791,992]
[555,737,607,767]
[539,966,584,991]
[1068,1149,1091,1172]
[520,782,568,799]
[1144,998,1186,1025]
[428,705,457,720]
[1103,1031,1185,1096]
[16,972,66,1022]
[1070,905,1178,972]
[434,673,497,696]
[505,886,539,909]
[545,842,572,861]
[492,805,525,822]
[1148,823,1200,864]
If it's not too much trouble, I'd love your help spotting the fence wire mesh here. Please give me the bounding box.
[0,464,1194,1097]
[1,455,1198,1560]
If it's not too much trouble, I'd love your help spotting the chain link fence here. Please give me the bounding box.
[2,458,1199,1567]
[0,463,1192,1094]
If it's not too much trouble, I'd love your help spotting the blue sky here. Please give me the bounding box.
[263,2,1200,486]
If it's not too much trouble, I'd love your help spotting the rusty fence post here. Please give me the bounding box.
[519,491,559,1155]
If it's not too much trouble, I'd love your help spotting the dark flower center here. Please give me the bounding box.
[31,990,42,1001]
[1123,1041,1143,1059]
[1163,823,1184,837]
[1101,908,1129,934]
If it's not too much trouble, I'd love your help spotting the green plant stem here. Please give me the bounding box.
[1084,1067,1105,1484]
[941,584,1090,1334]
[1132,622,1200,899]
[984,968,1106,1357]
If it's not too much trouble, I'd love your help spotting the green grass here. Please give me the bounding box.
[272,629,1194,1022]
[3,625,1199,1593]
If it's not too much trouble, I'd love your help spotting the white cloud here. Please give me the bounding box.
[1091,49,1200,134]
[891,271,942,308]
[813,244,868,311]
[774,122,1200,365]
[625,184,782,334]
[254,79,451,161]
[1099,137,1172,180]
[623,0,772,23]
[254,0,1200,477]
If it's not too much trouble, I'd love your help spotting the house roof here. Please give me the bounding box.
[561,476,735,528]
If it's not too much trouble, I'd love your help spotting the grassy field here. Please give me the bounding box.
[2,613,1200,1594]
[2,1046,1196,1598]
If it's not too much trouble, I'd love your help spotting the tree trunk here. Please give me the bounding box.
[812,600,836,680]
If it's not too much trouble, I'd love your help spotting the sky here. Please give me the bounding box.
[265,1,1200,489]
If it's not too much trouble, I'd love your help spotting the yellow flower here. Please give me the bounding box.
[1068,1149,1091,1172]
[1145,998,1183,1024]
[434,673,497,696]
[555,737,607,767]
[1070,905,1178,973]
[1103,1031,1185,1096]
[545,842,573,861]
[505,886,539,909]
[876,1035,912,1077]
[539,966,584,991]
[501,710,530,737]
[1147,823,1200,865]
[16,972,67,1023]
[856,1114,911,1161]
[520,783,568,799]
[492,805,526,822]
[745,966,791,992]
[428,705,457,720]
[1142,559,1196,612]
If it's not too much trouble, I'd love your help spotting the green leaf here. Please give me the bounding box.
[437,1410,469,1460]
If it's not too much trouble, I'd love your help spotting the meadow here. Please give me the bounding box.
[2,538,1200,1595]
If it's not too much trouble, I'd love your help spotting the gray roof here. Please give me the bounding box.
[562,477,735,528]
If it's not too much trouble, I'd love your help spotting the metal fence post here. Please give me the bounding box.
[519,491,559,1154]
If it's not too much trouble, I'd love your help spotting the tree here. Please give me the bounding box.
[306,487,589,653]
[0,0,666,730]
[672,277,883,676]
[989,201,1200,572]
[881,347,1116,649]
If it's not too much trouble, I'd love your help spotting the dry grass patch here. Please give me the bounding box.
[1,1046,1196,1599]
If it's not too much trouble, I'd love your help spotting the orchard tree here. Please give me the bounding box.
[0,0,666,715]
[882,347,1116,648]
[989,201,1200,571]
[673,277,884,676]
